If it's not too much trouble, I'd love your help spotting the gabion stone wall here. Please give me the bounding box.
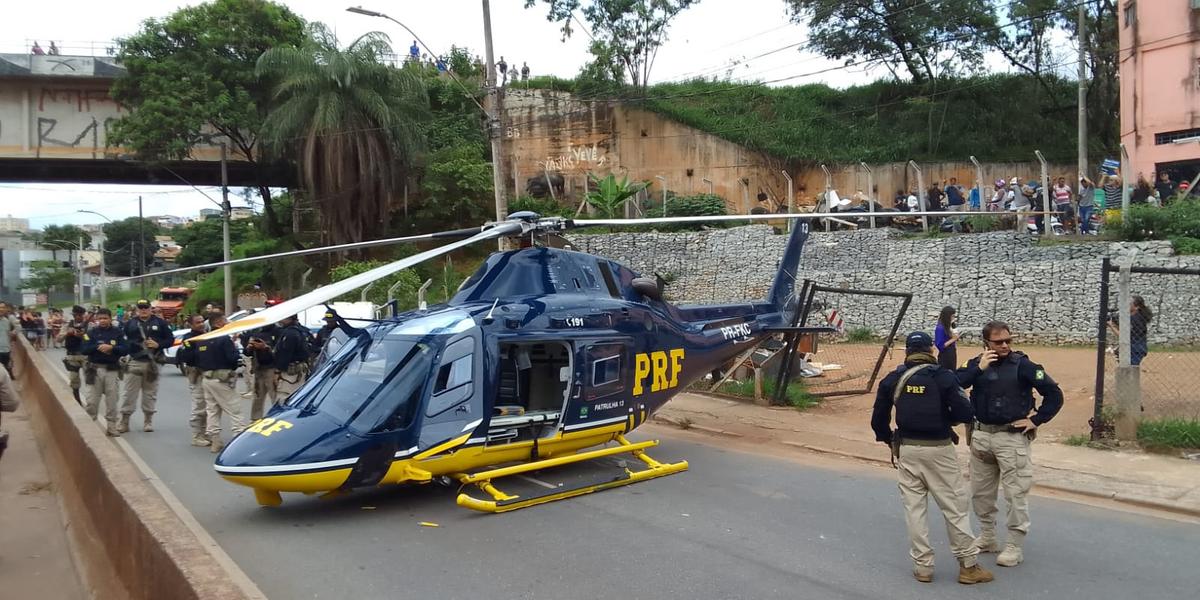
[567,226,1200,345]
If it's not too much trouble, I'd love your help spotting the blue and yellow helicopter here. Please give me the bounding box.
[129,210,939,512]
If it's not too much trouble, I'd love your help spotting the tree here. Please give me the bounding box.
[586,173,649,218]
[1057,0,1119,157]
[328,260,423,309]
[784,0,998,84]
[525,0,699,90]
[257,24,430,247]
[22,262,76,297]
[102,218,162,277]
[39,225,92,252]
[174,218,256,267]
[109,0,307,234]
[985,0,1071,106]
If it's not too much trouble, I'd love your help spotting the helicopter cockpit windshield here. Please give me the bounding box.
[287,311,475,433]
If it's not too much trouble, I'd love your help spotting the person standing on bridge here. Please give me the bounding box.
[872,331,994,585]
[269,315,311,404]
[956,321,1063,568]
[119,300,173,433]
[59,305,92,404]
[185,311,245,453]
[0,302,20,377]
[175,314,212,448]
[81,308,128,437]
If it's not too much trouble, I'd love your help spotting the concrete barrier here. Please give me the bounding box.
[12,339,260,600]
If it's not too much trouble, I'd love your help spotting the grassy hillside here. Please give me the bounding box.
[526,75,1099,165]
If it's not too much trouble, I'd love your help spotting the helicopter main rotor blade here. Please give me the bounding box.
[188,222,523,342]
[571,210,998,228]
[107,226,484,284]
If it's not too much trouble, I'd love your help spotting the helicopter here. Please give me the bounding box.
[114,208,967,512]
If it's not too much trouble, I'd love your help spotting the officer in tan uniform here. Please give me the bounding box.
[872,332,993,585]
[59,305,91,404]
[184,311,245,453]
[119,300,173,433]
[80,309,128,437]
[957,321,1063,568]
[175,314,211,447]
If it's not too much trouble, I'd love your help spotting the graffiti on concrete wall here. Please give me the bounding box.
[32,86,123,157]
[538,142,613,172]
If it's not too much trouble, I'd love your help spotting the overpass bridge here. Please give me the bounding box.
[0,53,289,186]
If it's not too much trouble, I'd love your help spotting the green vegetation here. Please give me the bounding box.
[722,378,818,409]
[508,196,576,218]
[110,0,307,234]
[101,218,162,277]
[1063,434,1090,447]
[1169,237,1200,255]
[644,193,731,231]
[846,326,874,343]
[1137,419,1200,450]
[1114,199,1200,243]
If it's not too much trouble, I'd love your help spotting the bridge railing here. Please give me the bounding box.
[4,39,120,57]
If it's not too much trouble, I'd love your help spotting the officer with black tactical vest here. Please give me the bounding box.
[956,320,1063,569]
[241,325,278,421]
[270,315,311,403]
[185,310,245,453]
[119,299,174,433]
[175,314,211,448]
[872,331,994,586]
[59,305,92,404]
[80,308,128,437]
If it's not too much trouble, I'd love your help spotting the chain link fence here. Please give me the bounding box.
[1094,262,1200,437]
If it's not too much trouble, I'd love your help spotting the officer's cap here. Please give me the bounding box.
[136,299,152,309]
[905,331,934,352]
[71,305,86,314]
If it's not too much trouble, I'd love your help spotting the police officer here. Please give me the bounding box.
[241,326,277,421]
[184,311,245,453]
[872,332,993,585]
[59,305,92,404]
[119,299,174,433]
[175,314,211,447]
[80,308,127,437]
[270,315,310,403]
[956,321,1063,568]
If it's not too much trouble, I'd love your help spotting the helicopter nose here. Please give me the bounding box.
[213,410,360,498]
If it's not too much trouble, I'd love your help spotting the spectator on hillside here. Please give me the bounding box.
[1009,178,1031,212]
[1078,176,1097,235]
[1102,174,1122,209]
[988,179,1006,211]
[927,182,945,210]
[409,40,419,61]
[521,61,530,81]
[497,56,508,84]
[1052,176,1073,229]
[894,190,909,212]
[1131,175,1153,205]
[944,177,966,211]
[1154,172,1175,204]
[48,41,59,55]
[31,41,45,55]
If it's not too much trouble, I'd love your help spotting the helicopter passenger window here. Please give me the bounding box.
[592,356,620,386]
[598,261,621,298]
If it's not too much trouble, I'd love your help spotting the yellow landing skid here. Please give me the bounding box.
[454,435,688,513]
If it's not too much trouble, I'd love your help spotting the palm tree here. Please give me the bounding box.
[257,23,429,246]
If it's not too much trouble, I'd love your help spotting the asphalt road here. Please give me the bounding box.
[48,349,1200,600]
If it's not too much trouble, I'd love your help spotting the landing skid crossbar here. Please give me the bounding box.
[454,435,689,513]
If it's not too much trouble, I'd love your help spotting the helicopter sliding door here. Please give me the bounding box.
[417,332,484,451]
[490,341,573,443]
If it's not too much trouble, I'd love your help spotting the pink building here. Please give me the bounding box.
[1119,1,1200,186]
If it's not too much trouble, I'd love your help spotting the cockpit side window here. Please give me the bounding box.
[426,337,475,417]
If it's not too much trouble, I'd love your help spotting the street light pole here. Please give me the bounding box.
[347,4,507,249]
[221,142,233,313]
[77,210,111,307]
[77,234,84,305]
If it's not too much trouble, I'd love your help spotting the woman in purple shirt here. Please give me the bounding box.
[934,306,959,370]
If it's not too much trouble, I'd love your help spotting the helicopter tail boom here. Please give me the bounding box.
[766,222,811,314]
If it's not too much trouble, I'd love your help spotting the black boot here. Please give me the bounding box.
[72,389,81,405]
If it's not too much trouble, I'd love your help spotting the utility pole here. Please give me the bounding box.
[137,195,145,299]
[76,235,84,306]
[98,239,107,307]
[221,142,233,313]
[1077,1,1088,179]
[482,0,508,249]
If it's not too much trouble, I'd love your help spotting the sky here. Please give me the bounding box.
[0,0,1072,230]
